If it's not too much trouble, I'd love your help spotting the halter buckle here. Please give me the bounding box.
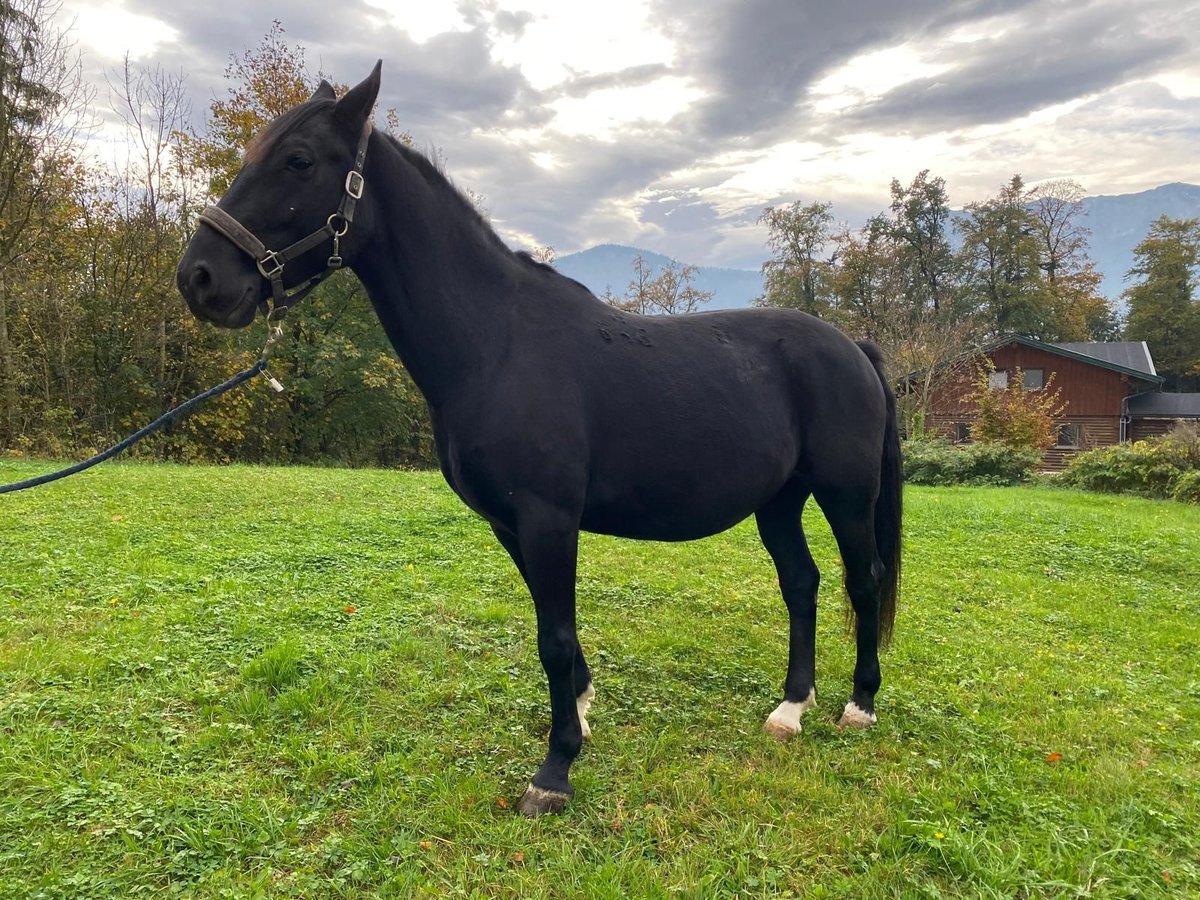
[345,170,365,200]
[257,251,284,279]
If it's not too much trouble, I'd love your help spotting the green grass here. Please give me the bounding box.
[1,460,1198,898]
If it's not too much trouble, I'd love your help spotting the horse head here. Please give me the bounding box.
[176,62,381,328]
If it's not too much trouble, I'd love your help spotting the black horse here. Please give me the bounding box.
[177,63,902,817]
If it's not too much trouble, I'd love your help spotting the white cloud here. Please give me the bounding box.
[546,76,705,139]
[487,0,676,90]
[58,0,1200,267]
[360,0,471,43]
[809,44,953,115]
[65,1,176,60]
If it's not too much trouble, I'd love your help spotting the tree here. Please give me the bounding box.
[1027,179,1089,284]
[608,254,713,315]
[175,20,313,195]
[958,175,1051,338]
[829,213,903,341]
[108,56,195,412]
[889,171,956,315]
[1026,179,1118,341]
[1123,216,1200,390]
[0,0,90,446]
[756,200,834,315]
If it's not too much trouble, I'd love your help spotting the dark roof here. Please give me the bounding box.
[1127,392,1200,417]
[1052,341,1157,376]
[978,335,1164,384]
[898,333,1165,386]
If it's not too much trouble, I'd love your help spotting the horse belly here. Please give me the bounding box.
[580,431,795,541]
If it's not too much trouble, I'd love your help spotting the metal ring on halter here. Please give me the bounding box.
[327,214,349,237]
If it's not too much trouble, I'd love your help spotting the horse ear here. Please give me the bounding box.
[311,80,336,102]
[335,60,382,129]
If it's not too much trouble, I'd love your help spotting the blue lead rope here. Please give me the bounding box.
[0,359,268,495]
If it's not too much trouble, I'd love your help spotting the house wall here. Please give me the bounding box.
[1130,417,1200,441]
[922,343,1148,469]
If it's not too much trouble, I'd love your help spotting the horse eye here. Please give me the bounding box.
[287,154,313,171]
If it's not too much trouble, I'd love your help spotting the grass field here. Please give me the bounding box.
[1,460,1198,898]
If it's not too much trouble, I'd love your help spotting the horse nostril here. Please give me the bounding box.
[191,263,213,291]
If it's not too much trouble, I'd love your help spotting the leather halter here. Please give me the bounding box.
[198,124,372,321]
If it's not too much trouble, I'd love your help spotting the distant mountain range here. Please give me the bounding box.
[555,183,1200,311]
[554,244,764,311]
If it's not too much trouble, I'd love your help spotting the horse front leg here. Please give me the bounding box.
[492,522,595,741]
[507,507,586,817]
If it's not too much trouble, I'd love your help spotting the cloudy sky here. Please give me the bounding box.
[62,0,1200,269]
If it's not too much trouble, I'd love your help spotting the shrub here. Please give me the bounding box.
[902,437,1039,486]
[964,365,1067,451]
[1172,470,1200,504]
[1059,424,1200,500]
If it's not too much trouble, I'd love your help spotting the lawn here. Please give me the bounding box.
[1,461,1198,897]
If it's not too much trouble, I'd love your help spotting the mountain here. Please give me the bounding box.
[555,244,763,310]
[1080,183,1200,301]
[553,184,1200,311]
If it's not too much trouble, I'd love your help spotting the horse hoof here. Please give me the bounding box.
[837,701,876,729]
[763,691,815,740]
[764,716,800,741]
[516,783,571,817]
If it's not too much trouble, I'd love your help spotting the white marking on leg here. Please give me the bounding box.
[577,681,595,740]
[764,688,816,740]
[837,700,876,728]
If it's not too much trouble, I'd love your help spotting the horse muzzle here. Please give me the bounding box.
[176,252,262,329]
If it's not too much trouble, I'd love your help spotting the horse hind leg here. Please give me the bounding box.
[755,482,821,740]
[817,491,883,728]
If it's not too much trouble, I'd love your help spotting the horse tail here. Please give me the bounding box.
[856,340,902,647]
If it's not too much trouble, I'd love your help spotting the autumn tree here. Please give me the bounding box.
[756,200,834,315]
[108,57,196,409]
[889,171,957,315]
[829,214,903,341]
[958,175,1051,338]
[175,20,313,195]
[1123,216,1200,390]
[173,21,436,466]
[609,254,712,315]
[0,0,90,446]
[1026,178,1118,341]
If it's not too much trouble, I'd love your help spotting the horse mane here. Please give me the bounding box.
[381,133,588,289]
[382,132,516,260]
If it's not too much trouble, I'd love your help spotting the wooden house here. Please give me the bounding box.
[912,334,1200,469]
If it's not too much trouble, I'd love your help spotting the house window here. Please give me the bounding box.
[988,369,1009,390]
[953,422,972,444]
[1055,423,1081,449]
[1023,368,1044,390]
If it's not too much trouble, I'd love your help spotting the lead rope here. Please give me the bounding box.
[0,315,287,495]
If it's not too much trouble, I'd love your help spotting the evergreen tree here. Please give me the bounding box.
[1123,216,1200,390]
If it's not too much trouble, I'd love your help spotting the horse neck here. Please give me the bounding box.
[350,135,517,406]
